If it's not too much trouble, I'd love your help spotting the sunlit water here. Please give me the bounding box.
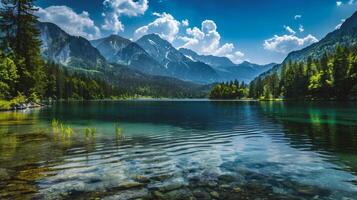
[0,100,357,200]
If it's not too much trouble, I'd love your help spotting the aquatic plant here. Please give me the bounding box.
[85,127,96,137]
[65,126,73,136]
[51,119,59,128]
[115,124,124,140]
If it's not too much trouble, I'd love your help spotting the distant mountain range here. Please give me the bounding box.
[179,48,275,83]
[38,21,276,94]
[38,22,209,97]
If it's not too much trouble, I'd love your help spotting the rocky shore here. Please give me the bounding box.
[0,101,46,112]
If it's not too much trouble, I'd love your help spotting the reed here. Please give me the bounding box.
[85,127,96,137]
[115,124,124,140]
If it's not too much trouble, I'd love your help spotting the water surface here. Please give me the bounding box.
[0,101,357,199]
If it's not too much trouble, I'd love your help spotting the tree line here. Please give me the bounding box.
[250,45,357,100]
[0,0,203,102]
[210,45,357,100]
[209,80,248,99]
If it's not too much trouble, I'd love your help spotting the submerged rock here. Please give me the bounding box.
[118,181,145,189]
[163,188,194,200]
[210,191,219,198]
[103,188,150,200]
[0,168,10,181]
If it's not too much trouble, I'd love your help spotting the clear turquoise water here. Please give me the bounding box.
[0,100,357,199]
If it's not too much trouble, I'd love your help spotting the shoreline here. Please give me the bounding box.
[0,102,47,112]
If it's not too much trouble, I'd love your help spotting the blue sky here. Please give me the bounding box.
[36,0,357,64]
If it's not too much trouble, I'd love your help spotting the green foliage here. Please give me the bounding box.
[0,100,12,110]
[115,124,124,140]
[249,45,357,100]
[209,80,248,99]
[85,127,96,137]
[10,93,26,106]
[0,51,18,99]
[1,0,46,97]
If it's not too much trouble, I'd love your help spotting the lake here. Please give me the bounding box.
[0,100,357,200]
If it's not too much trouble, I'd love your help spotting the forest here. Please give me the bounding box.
[210,45,357,100]
[0,0,203,110]
[249,45,357,100]
[209,80,248,99]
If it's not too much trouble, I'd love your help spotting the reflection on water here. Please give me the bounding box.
[0,101,357,200]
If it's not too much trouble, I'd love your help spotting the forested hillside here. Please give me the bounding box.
[249,45,357,100]
[0,0,205,108]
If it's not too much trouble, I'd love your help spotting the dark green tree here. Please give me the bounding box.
[1,0,46,97]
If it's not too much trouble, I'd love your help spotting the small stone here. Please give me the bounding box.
[233,187,242,193]
[153,191,165,199]
[118,181,144,189]
[192,189,211,200]
[210,191,219,198]
[220,184,231,189]
[163,188,193,200]
[134,175,150,183]
[103,188,150,200]
[0,168,10,181]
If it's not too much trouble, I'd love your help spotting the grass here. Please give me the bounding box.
[115,124,124,140]
[50,119,125,141]
[85,127,96,137]
[51,118,73,137]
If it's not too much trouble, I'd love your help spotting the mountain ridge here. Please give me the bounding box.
[136,34,220,83]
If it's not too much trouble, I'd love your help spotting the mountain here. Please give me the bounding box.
[284,11,357,62]
[260,10,357,77]
[90,35,167,76]
[179,48,235,67]
[136,34,219,83]
[38,22,107,70]
[179,48,274,82]
[90,35,131,62]
[221,62,276,83]
[37,22,208,97]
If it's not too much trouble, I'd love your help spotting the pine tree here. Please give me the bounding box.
[1,0,46,97]
[333,46,349,98]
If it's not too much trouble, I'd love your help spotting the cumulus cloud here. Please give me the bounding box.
[263,34,318,53]
[133,12,181,42]
[294,15,302,20]
[180,20,244,63]
[36,6,101,39]
[181,19,189,27]
[336,1,342,6]
[284,25,296,35]
[335,19,346,29]
[102,0,148,33]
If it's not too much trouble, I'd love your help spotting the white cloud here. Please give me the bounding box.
[36,6,101,39]
[337,0,357,6]
[284,25,296,35]
[263,34,318,53]
[102,0,148,33]
[180,20,244,64]
[294,15,302,20]
[335,19,346,29]
[133,12,181,42]
[299,24,304,32]
[182,19,189,27]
